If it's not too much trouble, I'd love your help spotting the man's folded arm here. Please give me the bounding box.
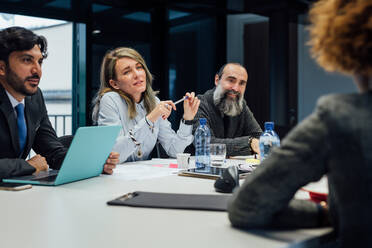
[210,135,253,156]
[0,158,35,180]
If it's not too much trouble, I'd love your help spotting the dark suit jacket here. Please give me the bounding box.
[0,84,67,179]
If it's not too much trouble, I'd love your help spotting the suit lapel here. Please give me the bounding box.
[0,85,20,155]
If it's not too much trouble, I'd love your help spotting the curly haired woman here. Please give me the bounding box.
[228,1,372,247]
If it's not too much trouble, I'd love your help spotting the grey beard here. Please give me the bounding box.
[213,85,243,117]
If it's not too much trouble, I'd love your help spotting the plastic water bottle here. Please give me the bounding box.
[259,122,280,162]
[195,118,211,169]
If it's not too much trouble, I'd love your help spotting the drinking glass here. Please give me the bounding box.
[177,153,191,169]
[210,143,226,166]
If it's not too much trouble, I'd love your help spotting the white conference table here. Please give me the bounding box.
[0,159,331,248]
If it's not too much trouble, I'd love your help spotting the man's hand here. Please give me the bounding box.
[250,138,260,155]
[27,154,49,174]
[103,152,120,175]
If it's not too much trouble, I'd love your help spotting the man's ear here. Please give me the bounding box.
[214,74,219,86]
[109,79,119,90]
[0,61,6,77]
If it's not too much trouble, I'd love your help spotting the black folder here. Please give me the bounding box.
[107,191,231,211]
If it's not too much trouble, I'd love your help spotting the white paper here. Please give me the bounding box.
[112,159,182,181]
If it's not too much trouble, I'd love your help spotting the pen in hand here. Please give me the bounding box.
[162,96,190,119]
[164,96,189,110]
[161,96,189,120]
[174,96,189,105]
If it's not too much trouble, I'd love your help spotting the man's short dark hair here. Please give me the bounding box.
[216,62,245,79]
[0,26,48,63]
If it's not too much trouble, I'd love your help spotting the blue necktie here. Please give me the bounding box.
[15,103,27,154]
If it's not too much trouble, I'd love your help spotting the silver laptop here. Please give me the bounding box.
[3,125,121,186]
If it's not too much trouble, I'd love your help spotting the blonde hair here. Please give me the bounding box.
[92,47,157,123]
[308,0,372,76]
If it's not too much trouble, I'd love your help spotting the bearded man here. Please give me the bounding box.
[193,63,262,156]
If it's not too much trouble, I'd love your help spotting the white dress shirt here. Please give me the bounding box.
[5,90,25,119]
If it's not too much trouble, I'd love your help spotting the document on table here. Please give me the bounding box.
[229,155,256,160]
[296,176,328,200]
[112,159,183,181]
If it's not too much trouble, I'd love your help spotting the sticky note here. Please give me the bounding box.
[245,158,260,165]
[169,163,178,168]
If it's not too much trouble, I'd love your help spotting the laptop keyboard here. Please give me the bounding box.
[33,174,58,182]
[32,170,58,181]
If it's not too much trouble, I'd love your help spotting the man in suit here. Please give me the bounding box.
[193,63,262,156]
[0,26,119,180]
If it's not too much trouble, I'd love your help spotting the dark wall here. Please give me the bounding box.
[243,18,298,139]
[244,21,270,131]
[168,18,218,128]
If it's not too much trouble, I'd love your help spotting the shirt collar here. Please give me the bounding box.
[136,99,145,109]
[5,90,25,108]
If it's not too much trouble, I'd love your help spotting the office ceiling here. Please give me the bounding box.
[0,0,316,23]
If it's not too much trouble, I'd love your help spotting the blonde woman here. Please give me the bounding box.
[92,47,199,163]
[228,0,372,247]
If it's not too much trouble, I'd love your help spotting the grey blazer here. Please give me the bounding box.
[228,92,372,248]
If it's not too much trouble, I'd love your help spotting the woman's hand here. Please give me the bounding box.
[183,92,200,121]
[102,152,119,175]
[147,100,176,123]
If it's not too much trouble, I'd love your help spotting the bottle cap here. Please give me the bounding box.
[199,118,207,125]
[264,122,274,130]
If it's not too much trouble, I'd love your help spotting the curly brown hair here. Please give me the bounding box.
[308,0,372,76]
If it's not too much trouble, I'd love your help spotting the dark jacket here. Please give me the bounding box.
[0,84,67,179]
[193,88,262,156]
[228,92,372,248]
